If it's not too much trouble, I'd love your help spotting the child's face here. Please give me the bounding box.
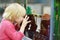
[15,14,26,24]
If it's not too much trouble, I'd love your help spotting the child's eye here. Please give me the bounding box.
[23,15,26,18]
[23,16,25,18]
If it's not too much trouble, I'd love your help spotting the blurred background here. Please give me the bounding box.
[0,0,51,40]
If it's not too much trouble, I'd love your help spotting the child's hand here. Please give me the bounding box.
[22,15,31,27]
[20,15,31,33]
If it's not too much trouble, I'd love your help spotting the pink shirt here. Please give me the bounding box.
[0,19,24,40]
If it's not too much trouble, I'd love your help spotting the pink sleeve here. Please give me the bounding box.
[3,21,24,40]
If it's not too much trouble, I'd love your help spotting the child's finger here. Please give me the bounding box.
[27,21,31,23]
[26,17,29,20]
[25,15,27,19]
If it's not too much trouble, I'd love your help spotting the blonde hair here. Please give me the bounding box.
[2,3,26,21]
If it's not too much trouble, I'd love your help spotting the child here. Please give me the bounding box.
[0,3,30,40]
